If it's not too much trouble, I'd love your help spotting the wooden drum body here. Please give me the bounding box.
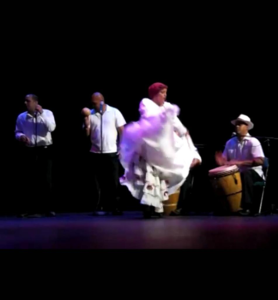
[163,189,180,215]
[209,165,242,213]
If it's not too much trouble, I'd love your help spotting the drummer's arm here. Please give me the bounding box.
[215,145,228,166]
[250,140,265,166]
[236,158,264,167]
[228,140,264,167]
[227,157,264,167]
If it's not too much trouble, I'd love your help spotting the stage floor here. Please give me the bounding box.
[1,212,278,249]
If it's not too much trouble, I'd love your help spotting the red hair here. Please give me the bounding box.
[148,82,168,99]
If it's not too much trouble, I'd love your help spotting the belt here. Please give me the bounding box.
[26,145,52,149]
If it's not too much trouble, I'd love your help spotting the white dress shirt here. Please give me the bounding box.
[223,134,265,178]
[88,105,126,153]
[15,109,56,147]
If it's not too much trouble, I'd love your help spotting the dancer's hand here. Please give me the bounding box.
[190,158,201,169]
[174,129,182,137]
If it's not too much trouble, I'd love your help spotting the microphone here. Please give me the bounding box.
[99,101,104,114]
[231,132,236,137]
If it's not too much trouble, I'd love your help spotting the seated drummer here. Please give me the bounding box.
[171,147,202,216]
[215,114,265,216]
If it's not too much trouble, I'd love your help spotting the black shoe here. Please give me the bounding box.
[272,208,278,214]
[93,211,108,216]
[142,205,152,219]
[154,212,163,218]
[17,213,28,218]
[170,208,182,216]
[239,209,252,216]
[46,211,56,217]
[28,214,42,218]
[112,209,123,216]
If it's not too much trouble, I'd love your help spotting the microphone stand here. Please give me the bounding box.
[263,137,276,215]
[96,105,105,214]
[35,111,38,160]
[255,136,278,141]
[100,106,103,213]
[100,109,103,156]
[254,136,278,216]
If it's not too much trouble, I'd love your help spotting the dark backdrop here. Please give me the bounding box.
[1,40,277,214]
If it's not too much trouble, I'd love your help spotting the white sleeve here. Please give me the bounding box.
[15,116,24,140]
[173,117,188,136]
[139,98,158,118]
[115,109,126,128]
[251,138,265,158]
[193,148,202,162]
[39,110,56,132]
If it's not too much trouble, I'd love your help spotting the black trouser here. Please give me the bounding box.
[177,169,195,212]
[240,169,264,210]
[90,152,119,212]
[17,145,53,215]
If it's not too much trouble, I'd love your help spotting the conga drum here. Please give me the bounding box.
[208,165,242,213]
[163,189,180,215]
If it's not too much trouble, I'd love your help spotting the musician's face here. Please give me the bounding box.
[153,88,167,106]
[235,121,248,135]
[25,96,37,112]
[91,94,104,111]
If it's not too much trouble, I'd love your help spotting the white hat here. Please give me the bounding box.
[231,114,254,130]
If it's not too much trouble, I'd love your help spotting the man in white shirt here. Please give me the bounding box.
[15,94,56,218]
[215,114,265,216]
[119,82,198,218]
[83,92,126,215]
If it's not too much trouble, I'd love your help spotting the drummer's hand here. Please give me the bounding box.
[215,151,226,165]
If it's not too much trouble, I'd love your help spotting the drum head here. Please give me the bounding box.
[209,165,238,176]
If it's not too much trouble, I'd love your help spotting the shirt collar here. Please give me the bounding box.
[25,111,35,119]
[236,133,251,143]
[243,133,251,140]
[91,104,111,114]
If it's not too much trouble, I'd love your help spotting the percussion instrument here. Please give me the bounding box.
[208,165,242,213]
[163,189,180,215]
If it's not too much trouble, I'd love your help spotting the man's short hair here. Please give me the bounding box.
[25,94,38,102]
